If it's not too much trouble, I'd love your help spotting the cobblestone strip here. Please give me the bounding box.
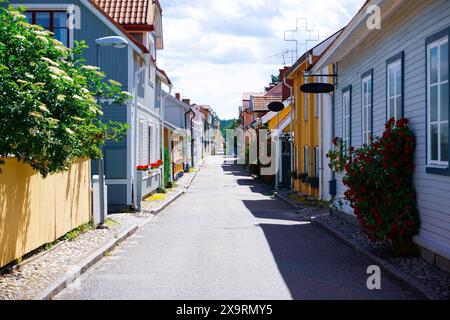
[0,218,140,300]
[0,164,203,300]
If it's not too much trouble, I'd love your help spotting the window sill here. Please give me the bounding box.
[426,166,450,176]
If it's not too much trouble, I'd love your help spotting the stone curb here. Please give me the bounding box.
[275,192,302,209]
[274,191,441,300]
[34,224,139,300]
[149,190,184,215]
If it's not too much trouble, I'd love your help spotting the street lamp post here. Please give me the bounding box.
[95,36,128,225]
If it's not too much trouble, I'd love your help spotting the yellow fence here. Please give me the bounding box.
[0,158,92,268]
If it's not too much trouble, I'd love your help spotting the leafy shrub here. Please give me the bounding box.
[326,137,350,172]
[0,4,130,176]
[342,118,420,256]
[164,148,171,188]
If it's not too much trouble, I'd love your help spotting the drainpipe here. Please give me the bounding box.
[133,55,149,210]
[185,108,195,169]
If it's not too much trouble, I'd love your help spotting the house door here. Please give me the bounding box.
[281,138,291,188]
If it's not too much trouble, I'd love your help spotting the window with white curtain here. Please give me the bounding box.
[362,72,373,145]
[342,87,352,151]
[427,34,449,166]
[148,124,152,164]
[387,54,403,120]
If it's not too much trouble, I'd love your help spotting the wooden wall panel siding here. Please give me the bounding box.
[107,184,128,205]
[8,0,132,208]
[0,158,91,268]
[332,0,450,252]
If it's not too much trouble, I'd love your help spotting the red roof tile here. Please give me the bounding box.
[252,96,283,112]
[88,0,150,53]
[93,0,158,25]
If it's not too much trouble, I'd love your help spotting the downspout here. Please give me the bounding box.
[185,108,195,169]
[133,54,149,210]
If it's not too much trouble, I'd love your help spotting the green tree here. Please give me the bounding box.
[0,3,130,177]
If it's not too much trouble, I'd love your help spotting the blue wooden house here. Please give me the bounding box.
[10,0,169,211]
[313,0,450,271]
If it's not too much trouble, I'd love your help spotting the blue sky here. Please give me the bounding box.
[158,0,366,120]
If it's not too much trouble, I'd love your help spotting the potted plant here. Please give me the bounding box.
[307,177,319,188]
[299,173,308,182]
[136,164,149,171]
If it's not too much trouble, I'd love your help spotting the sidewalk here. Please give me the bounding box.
[0,164,202,300]
[274,189,450,300]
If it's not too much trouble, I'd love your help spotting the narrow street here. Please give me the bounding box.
[55,156,416,300]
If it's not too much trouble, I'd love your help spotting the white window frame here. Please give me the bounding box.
[342,88,351,150]
[387,58,403,120]
[362,73,373,145]
[427,36,449,166]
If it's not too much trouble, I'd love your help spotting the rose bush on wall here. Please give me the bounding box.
[342,118,420,256]
[0,3,131,177]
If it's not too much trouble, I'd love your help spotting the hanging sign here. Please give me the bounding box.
[267,101,285,112]
[301,83,335,93]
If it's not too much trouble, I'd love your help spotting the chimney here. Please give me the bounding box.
[182,98,191,105]
[175,93,181,100]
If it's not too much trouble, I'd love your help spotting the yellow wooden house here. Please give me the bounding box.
[285,31,341,198]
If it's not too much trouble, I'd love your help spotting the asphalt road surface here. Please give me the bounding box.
[55,156,416,300]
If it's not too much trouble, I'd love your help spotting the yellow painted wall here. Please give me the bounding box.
[0,158,91,268]
[291,63,319,197]
[268,105,292,130]
[173,163,184,177]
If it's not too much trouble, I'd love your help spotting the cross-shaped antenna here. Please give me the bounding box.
[284,18,320,61]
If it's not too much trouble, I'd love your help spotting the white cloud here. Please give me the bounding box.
[159,0,365,119]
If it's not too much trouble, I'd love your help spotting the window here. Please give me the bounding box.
[149,64,155,88]
[303,146,310,175]
[315,93,321,118]
[139,120,144,165]
[427,30,449,169]
[387,52,404,120]
[362,70,373,145]
[24,11,70,48]
[148,124,152,164]
[342,86,352,151]
[314,147,320,178]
